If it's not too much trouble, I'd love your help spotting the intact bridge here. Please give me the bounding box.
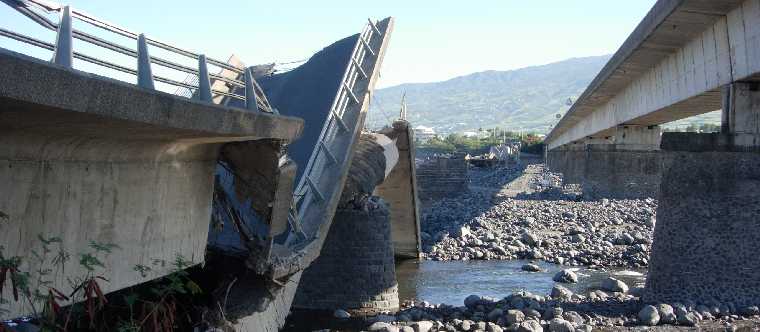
[546,0,760,308]
[0,1,419,330]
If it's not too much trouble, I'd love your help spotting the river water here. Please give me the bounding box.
[395,259,646,306]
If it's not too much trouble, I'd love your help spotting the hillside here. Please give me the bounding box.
[368,55,611,134]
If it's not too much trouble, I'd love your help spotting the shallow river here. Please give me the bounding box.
[396,259,646,306]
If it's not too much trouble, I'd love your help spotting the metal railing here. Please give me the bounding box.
[0,0,267,112]
[265,18,392,277]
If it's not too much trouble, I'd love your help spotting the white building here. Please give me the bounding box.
[413,125,436,143]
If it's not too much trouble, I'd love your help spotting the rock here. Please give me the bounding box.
[600,277,628,293]
[333,309,351,319]
[505,309,526,325]
[516,320,544,332]
[575,325,592,332]
[459,320,472,331]
[399,327,415,332]
[464,295,481,309]
[553,269,578,283]
[550,285,573,301]
[638,305,660,326]
[486,322,503,332]
[412,321,434,332]
[629,286,645,297]
[487,308,503,322]
[656,304,676,324]
[741,306,760,316]
[678,312,698,326]
[522,263,542,272]
[548,318,574,332]
[522,308,542,320]
[563,311,585,325]
[457,226,472,238]
[521,232,539,247]
[368,322,399,332]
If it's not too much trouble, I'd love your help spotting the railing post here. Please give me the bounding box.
[52,5,73,67]
[136,34,155,89]
[244,67,258,112]
[197,54,212,102]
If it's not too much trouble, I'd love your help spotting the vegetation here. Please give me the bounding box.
[0,212,205,332]
[663,123,720,133]
[418,129,544,155]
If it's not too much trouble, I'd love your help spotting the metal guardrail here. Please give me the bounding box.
[266,18,392,276]
[0,0,266,112]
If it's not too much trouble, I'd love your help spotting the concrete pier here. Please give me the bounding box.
[645,84,760,306]
[547,125,662,199]
[293,203,399,315]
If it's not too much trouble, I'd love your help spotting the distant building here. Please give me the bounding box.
[413,125,436,143]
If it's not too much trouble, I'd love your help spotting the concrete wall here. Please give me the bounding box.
[293,203,399,315]
[645,133,760,307]
[374,121,422,259]
[416,156,469,203]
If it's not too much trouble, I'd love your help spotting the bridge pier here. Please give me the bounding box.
[292,201,399,315]
[547,125,662,199]
[645,83,760,307]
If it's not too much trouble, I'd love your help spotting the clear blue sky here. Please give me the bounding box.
[0,0,657,88]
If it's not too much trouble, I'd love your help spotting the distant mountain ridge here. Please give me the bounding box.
[367,55,612,134]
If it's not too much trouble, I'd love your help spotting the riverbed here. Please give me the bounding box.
[396,259,646,305]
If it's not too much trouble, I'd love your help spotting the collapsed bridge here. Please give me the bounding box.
[0,1,420,330]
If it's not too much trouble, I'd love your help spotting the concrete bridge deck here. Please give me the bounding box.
[0,48,303,317]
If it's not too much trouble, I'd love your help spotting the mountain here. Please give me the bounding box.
[367,55,612,134]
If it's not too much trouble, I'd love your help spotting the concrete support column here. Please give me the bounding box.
[614,125,662,150]
[645,86,760,306]
[292,199,399,315]
[722,82,760,146]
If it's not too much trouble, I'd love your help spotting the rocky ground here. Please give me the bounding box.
[420,162,655,268]
[353,281,760,332]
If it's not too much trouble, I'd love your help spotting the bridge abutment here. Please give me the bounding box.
[292,200,399,315]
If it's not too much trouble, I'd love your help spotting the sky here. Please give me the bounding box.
[0,0,657,89]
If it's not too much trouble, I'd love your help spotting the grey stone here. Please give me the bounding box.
[655,304,676,324]
[741,306,760,316]
[487,308,503,322]
[550,285,573,301]
[638,305,660,326]
[516,320,544,332]
[465,295,482,309]
[412,321,434,332]
[399,327,415,332]
[457,226,472,238]
[600,277,628,293]
[553,269,578,283]
[677,312,698,326]
[368,322,399,332]
[548,318,574,332]
[521,232,539,247]
[486,322,503,332]
[522,263,542,272]
[562,311,584,325]
[506,309,526,325]
[333,309,351,319]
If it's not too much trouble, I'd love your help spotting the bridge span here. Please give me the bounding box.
[0,1,420,331]
[547,0,760,308]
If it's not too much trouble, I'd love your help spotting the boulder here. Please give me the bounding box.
[516,320,544,332]
[464,295,481,309]
[457,226,471,238]
[600,277,628,293]
[505,309,526,325]
[333,309,351,319]
[548,318,574,332]
[412,321,434,332]
[553,269,578,283]
[638,305,660,326]
[550,285,573,301]
[368,322,399,332]
[563,311,585,325]
[656,303,676,324]
[522,263,542,272]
